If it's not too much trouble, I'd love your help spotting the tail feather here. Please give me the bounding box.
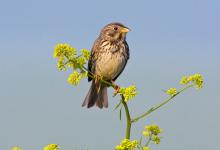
[82,80,97,108]
[82,81,108,108]
[102,86,108,107]
[96,86,108,108]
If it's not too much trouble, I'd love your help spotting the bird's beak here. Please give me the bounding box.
[120,27,130,33]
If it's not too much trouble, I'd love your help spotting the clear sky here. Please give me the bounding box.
[0,0,219,150]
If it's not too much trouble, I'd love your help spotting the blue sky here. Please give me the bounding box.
[0,0,219,150]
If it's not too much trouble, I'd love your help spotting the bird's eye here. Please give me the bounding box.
[114,27,118,30]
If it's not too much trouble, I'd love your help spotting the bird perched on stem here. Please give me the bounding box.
[82,22,130,108]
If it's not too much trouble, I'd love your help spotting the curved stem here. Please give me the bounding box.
[61,53,199,145]
[131,84,194,123]
[80,62,132,138]
[121,95,132,139]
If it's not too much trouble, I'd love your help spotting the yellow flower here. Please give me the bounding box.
[180,76,189,85]
[44,144,59,150]
[166,88,177,96]
[66,61,74,68]
[54,43,76,58]
[57,58,66,71]
[143,146,150,150]
[115,139,138,150]
[12,146,22,150]
[54,43,79,71]
[67,71,82,86]
[81,49,90,60]
[142,130,150,137]
[180,73,203,89]
[143,124,162,145]
[193,73,203,89]
[77,57,86,66]
[119,85,137,102]
[115,145,125,150]
[145,124,162,135]
[53,44,63,58]
[152,135,161,144]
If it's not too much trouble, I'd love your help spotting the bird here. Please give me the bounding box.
[82,22,130,108]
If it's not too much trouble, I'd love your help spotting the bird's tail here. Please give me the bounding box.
[82,80,108,108]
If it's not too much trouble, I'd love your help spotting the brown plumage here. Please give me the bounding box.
[82,22,130,108]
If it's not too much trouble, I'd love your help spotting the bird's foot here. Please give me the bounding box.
[94,74,103,84]
[112,80,120,96]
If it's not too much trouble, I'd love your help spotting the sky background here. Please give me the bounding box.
[0,0,219,150]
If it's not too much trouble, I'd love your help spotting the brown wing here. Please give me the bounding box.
[113,41,130,81]
[87,55,93,82]
[88,38,100,82]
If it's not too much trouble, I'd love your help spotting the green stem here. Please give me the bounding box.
[80,62,132,138]
[145,134,152,147]
[65,56,196,142]
[121,95,132,139]
[131,84,194,123]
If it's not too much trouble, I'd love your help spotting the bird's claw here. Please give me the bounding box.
[94,74,102,84]
[112,80,120,97]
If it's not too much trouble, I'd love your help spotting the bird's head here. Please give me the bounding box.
[100,22,130,42]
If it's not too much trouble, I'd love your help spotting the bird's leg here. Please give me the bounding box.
[94,74,104,84]
[112,80,120,96]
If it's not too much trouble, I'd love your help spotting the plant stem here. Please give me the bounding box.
[66,57,196,142]
[121,95,132,139]
[81,63,132,138]
[145,134,152,147]
[131,84,194,123]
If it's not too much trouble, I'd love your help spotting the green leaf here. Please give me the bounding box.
[113,100,122,111]
[139,136,143,145]
[119,107,122,121]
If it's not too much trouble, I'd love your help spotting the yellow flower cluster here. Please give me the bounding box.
[53,43,76,70]
[115,139,138,150]
[54,43,76,58]
[143,124,162,145]
[119,85,137,102]
[53,43,90,71]
[143,146,150,150]
[166,88,177,96]
[67,71,82,86]
[53,43,90,86]
[76,57,87,66]
[73,49,91,67]
[180,73,203,89]
[143,124,162,136]
[44,144,59,150]
[12,146,21,150]
[165,74,203,97]
[81,49,90,60]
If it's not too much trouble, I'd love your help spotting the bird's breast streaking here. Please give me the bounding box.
[95,41,127,80]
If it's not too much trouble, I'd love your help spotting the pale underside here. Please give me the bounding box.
[95,41,127,80]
